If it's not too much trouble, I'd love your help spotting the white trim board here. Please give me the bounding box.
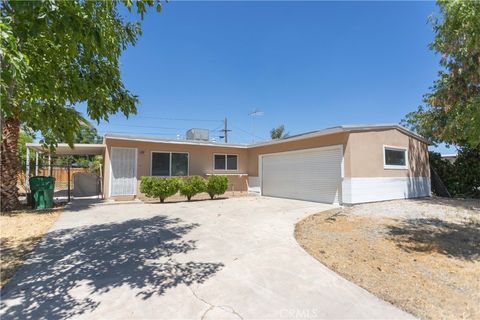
[342,176,431,204]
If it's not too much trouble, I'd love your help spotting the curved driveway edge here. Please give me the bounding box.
[1,197,414,319]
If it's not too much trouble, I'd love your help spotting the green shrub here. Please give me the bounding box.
[206,175,229,199]
[140,176,180,203]
[179,176,206,201]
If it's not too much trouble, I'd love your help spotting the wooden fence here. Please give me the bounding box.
[18,167,91,193]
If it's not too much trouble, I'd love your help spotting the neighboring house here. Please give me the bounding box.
[441,153,457,164]
[102,124,430,204]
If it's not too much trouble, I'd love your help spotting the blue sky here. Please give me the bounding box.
[80,1,449,151]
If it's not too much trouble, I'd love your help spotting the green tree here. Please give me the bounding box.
[0,0,162,211]
[402,1,480,147]
[270,125,289,140]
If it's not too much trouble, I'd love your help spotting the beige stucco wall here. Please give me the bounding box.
[103,138,248,197]
[346,129,430,178]
[246,132,350,177]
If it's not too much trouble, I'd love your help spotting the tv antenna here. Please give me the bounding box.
[249,109,264,143]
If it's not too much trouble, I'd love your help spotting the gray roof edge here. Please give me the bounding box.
[102,124,428,149]
[249,124,428,147]
[104,133,249,148]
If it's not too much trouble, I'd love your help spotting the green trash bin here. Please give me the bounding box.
[29,176,55,209]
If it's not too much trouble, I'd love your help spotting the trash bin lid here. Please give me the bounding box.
[29,176,56,189]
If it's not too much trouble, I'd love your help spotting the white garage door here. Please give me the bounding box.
[261,146,343,204]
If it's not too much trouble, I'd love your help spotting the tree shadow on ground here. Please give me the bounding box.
[0,215,223,319]
[386,218,480,260]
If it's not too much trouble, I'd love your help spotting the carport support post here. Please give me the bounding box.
[35,151,39,176]
[67,163,71,203]
[25,146,30,191]
[48,155,51,176]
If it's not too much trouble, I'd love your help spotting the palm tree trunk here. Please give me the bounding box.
[1,117,21,211]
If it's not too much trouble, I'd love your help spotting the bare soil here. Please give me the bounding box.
[295,198,480,320]
[1,207,62,288]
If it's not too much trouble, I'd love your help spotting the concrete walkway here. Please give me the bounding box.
[1,197,413,319]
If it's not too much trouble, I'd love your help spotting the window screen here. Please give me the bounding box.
[385,148,406,166]
[226,155,238,170]
[214,154,226,170]
[171,153,188,176]
[152,152,170,176]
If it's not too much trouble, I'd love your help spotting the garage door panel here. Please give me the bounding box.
[261,147,342,203]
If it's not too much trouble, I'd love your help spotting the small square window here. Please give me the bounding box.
[214,154,238,170]
[384,147,407,169]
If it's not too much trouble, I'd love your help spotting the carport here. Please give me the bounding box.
[25,143,105,201]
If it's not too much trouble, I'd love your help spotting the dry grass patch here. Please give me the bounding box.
[1,207,62,288]
[295,199,480,320]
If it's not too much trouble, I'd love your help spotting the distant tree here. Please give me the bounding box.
[0,1,162,211]
[74,125,102,144]
[270,125,289,140]
[402,1,480,148]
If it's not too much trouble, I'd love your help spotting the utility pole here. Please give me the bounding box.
[220,117,231,143]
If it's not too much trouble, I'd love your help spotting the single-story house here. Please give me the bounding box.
[100,123,431,204]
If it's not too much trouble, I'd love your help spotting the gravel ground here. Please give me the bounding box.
[295,197,480,320]
[349,197,480,220]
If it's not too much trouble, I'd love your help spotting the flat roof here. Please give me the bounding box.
[104,133,249,148]
[104,124,428,147]
[26,124,428,154]
[26,143,105,155]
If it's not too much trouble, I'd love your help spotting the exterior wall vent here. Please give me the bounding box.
[186,128,209,141]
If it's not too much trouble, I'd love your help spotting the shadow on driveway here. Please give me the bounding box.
[1,215,223,319]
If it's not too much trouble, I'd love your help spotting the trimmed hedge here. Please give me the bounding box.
[206,175,229,199]
[179,176,207,201]
[140,176,181,203]
[140,175,230,203]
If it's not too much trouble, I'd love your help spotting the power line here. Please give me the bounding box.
[232,125,267,141]
[101,123,187,130]
[133,115,223,122]
[97,130,183,137]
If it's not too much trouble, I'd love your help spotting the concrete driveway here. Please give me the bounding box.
[1,197,412,319]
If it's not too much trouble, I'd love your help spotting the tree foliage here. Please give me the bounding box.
[0,0,162,147]
[402,0,480,147]
[0,0,162,211]
[430,146,480,198]
[270,125,289,140]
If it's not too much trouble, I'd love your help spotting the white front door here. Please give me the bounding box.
[261,145,343,204]
[110,147,137,196]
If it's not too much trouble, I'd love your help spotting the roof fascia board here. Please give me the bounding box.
[104,135,248,148]
[102,124,428,149]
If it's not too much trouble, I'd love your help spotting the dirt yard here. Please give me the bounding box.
[0,207,61,288]
[295,198,480,320]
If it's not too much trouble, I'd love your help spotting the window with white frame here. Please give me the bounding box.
[384,146,407,169]
[214,154,238,170]
[152,152,188,176]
